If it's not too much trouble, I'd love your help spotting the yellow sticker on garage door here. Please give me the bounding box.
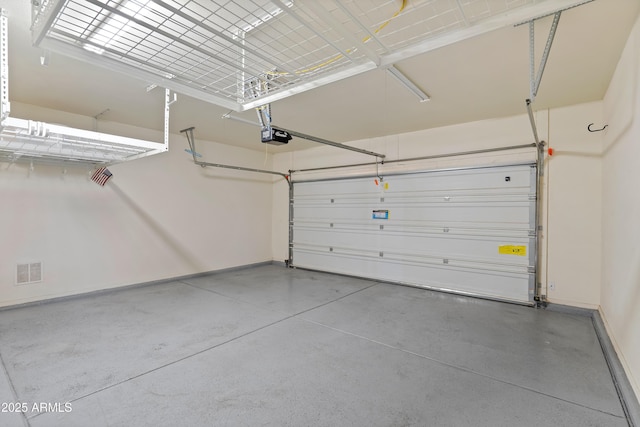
[499,245,527,256]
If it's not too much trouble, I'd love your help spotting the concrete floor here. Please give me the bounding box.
[0,264,628,426]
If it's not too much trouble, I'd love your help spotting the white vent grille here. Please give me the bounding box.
[16,262,43,285]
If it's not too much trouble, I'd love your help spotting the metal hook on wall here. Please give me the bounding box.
[588,123,608,132]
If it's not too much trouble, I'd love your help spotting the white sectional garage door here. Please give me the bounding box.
[291,164,537,304]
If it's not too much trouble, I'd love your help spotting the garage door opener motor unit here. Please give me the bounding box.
[261,125,291,145]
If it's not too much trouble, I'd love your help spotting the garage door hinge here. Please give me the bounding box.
[527,266,536,273]
[529,194,537,201]
[528,230,536,237]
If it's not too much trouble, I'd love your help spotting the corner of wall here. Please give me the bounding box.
[600,10,640,409]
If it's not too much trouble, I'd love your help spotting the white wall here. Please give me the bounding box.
[545,102,603,307]
[601,13,640,403]
[0,103,273,307]
[273,102,604,309]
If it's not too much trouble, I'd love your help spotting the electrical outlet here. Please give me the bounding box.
[549,281,556,291]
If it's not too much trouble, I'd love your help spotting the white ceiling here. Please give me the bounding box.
[1,0,639,153]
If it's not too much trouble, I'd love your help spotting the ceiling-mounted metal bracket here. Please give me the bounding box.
[180,126,290,185]
[526,99,547,179]
[515,0,594,101]
[526,99,540,146]
[163,88,177,148]
[0,9,9,122]
[526,11,561,101]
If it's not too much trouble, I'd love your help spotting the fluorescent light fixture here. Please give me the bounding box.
[386,65,430,102]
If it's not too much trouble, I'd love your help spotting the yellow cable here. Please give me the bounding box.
[255,1,406,114]
[368,0,407,39]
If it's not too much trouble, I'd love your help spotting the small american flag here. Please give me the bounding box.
[91,166,113,186]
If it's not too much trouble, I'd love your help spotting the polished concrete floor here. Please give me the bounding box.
[0,264,627,426]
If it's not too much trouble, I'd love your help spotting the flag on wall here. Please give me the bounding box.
[91,166,113,186]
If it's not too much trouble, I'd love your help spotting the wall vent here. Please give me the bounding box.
[16,262,43,285]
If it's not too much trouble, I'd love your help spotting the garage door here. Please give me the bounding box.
[290,164,537,304]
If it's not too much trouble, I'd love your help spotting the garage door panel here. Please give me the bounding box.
[294,228,531,266]
[293,250,531,303]
[294,244,529,275]
[294,166,532,196]
[291,164,537,304]
[295,219,529,233]
[295,194,532,204]
[294,205,531,224]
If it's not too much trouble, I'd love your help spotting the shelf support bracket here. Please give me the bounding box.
[517,10,562,102]
[164,88,176,148]
[0,9,10,122]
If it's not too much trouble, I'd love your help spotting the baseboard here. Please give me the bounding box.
[0,261,276,312]
[543,302,639,426]
[544,297,600,310]
[542,302,595,317]
[271,260,288,267]
[594,309,640,427]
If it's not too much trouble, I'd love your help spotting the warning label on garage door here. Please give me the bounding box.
[498,245,527,256]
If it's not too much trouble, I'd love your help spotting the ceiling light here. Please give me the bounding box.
[386,65,430,103]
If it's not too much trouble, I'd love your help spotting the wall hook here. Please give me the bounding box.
[588,123,608,132]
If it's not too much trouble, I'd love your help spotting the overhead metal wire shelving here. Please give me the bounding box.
[0,8,170,166]
[0,117,165,164]
[31,0,593,111]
